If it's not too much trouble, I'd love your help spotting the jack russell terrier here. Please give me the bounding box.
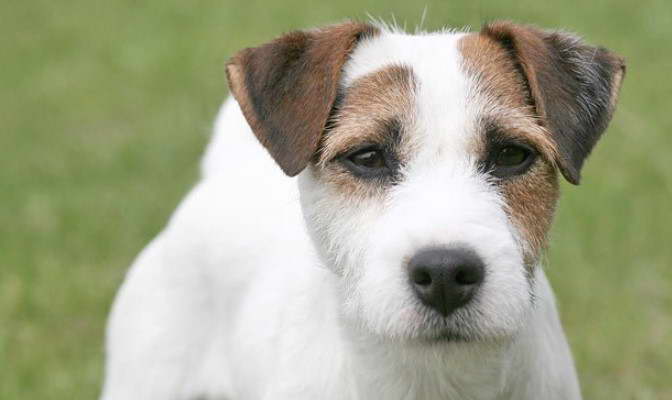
[101,20,625,400]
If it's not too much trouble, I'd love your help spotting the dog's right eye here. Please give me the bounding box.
[350,148,385,169]
[339,145,392,179]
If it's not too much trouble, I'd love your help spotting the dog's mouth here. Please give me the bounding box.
[425,330,473,343]
[409,302,514,344]
[419,322,514,345]
[424,321,486,343]
[405,307,477,343]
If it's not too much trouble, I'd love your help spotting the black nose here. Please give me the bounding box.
[408,247,485,317]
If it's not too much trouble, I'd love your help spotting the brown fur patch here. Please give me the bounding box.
[501,163,560,267]
[315,64,417,197]
[459,33,560,266]
[226,21,379,176]
[458,33,559,162]
[481,21,626,184]
[459,22,625,265]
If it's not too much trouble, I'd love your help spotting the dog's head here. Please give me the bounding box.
[226,21,625,342]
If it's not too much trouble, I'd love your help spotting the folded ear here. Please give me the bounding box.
[226,22,379,176]
[482,21,626,184]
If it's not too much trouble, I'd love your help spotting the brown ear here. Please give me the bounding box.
[226,22,379,176]
[482,21,626,184]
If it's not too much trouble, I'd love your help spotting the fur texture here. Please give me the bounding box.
[101,21,624,400]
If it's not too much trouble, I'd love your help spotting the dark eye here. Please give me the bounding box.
[487,144,536,178]
[495,145,530,167]
[340,146,392,178]
[349,148,385,169]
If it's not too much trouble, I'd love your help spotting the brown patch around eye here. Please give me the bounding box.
[459,34,560,163]
[501,161,559,268]
[459,33,561,268]
[318,64,416,165]
[478,124,560,268]
[314,64,417,197]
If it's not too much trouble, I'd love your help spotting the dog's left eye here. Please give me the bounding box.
[495,145,530,167]
[487,143,537,178]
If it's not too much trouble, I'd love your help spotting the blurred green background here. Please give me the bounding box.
[2,0,670,398]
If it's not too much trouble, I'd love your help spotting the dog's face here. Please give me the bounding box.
[227,22,625,342]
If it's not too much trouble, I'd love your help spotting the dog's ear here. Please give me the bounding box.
[226,22,379,176]
[482,21,626,184]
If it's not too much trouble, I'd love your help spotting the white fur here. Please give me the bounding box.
[101,28,581,400]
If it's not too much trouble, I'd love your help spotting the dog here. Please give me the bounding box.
[100,20,625,400]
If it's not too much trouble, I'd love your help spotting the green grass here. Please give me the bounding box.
[1,0,670,398]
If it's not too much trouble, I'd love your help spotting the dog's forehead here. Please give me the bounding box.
[343,30,468,87]
[342,30,484,155]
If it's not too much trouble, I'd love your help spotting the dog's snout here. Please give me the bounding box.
[408,247,485,317]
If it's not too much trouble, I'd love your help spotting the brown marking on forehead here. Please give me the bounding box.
[458,33,561,267]
[458,33,531,111]
[318,64,417,165]
[314,64,417,198]
[458,33,560,165]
